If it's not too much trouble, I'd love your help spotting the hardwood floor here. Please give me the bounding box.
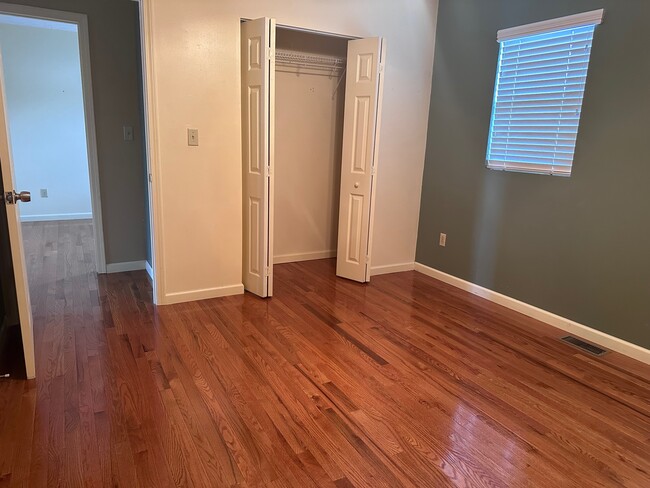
[1,220,649,487]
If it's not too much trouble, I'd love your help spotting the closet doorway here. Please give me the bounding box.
[241,18,385,298]
[274,29,346,268]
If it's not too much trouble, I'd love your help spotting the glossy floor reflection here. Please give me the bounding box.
[1,220,649,487]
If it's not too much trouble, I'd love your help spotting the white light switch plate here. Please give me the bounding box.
[188,128,199,146]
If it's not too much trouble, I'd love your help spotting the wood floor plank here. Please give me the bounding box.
[0,221,648,487]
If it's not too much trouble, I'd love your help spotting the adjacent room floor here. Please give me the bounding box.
[0,221,648,487]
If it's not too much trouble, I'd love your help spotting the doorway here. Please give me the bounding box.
[0,5,103,379]
[241,18,385,298]
[273,28,347,266]
[0,7,104,270]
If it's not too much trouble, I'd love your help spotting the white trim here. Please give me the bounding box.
[487,160,571,177]
[414,263,650,366]
[370,262,415,276]
[138,0,164,304]
[145,260,153,280]
[274,250,336,264]
[20,212,92,222]
[497,9,604,42]
[0,3,107,274]
[162,284,244,306]
[106,260,146,274]
[77,11,106,274]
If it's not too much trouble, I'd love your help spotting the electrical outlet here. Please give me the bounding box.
[439,233,447,247]
[40,189,48,198]
[188,128,199,146]
[123,126,134,141]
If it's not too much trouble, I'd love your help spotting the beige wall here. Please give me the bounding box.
[140,0,439,302]
[274,67,344,263]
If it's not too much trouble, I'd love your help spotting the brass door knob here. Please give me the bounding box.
[3,191,31,204]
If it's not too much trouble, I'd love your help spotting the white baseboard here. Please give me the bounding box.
[145,261,154,280]
[414,263,650,365]
[274,250,336,264]
[162,284,244,305]
[106,260,147,274]
[370,262,415,276]
[21,212,93,222]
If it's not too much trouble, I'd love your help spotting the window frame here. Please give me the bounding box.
[486,10,604,177]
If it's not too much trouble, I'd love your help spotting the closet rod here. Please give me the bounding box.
[275,63,343,73]
[276,68,342,77]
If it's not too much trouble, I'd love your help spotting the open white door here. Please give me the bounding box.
[336,38,385,283]
[242,17,275,298]
[0,52,35,379]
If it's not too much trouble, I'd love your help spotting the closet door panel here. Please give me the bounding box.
[242,17,275,297]
[337,37,385,282]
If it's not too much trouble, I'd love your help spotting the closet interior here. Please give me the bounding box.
[273,28,348,265]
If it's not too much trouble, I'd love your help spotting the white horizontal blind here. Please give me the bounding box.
[486,24,598,176]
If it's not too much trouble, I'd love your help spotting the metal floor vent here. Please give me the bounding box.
[561,336,608,356]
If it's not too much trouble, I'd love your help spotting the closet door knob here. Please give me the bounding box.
[354,182,359,188]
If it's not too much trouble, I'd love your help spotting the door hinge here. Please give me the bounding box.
[379,63,385,73]
[268,48,275,60]
[265,266,271,275]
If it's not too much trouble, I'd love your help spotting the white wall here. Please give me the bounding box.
[274,56,345,264]
[140,0,439,303]
[0,20,92,222]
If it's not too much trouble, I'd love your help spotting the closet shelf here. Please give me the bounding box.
[275,49,345,74]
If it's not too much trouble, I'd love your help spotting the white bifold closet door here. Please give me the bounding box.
[242,21,384,297]
[242,17,275,298]
[336,38,385,283]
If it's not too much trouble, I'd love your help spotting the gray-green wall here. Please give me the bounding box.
[2,0,147,266]
[417,0,650,348]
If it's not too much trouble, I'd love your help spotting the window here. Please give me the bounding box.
[486,10,604,176]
